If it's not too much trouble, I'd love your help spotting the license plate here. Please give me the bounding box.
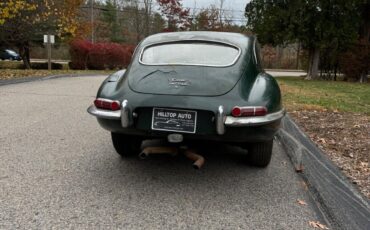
[152,108,197,133]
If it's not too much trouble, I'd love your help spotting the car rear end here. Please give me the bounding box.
[88,32,284,167]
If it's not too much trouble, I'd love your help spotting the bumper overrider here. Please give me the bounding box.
[87,101,285,135]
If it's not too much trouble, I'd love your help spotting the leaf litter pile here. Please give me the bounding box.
[290,110,370,199]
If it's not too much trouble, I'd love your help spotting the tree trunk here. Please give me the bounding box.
[19,45,31,69]
[296,42,300,69]
[276,46,283,68]
[359,72,368,83]
[305,47,320,80]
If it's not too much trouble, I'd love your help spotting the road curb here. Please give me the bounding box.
[0,74,107,86]
[277,115,370,230]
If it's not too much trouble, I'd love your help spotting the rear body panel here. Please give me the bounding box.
[128,65,245,96]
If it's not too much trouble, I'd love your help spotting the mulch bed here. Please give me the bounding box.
[289,110,370,199]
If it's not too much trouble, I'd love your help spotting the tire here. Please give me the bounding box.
[111,132,143,157]
[247,140,273,167]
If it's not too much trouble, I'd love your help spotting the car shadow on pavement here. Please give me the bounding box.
[84,141,279,195]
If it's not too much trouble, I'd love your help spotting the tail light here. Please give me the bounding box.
[94,98,120,111]
[231,106,267,117]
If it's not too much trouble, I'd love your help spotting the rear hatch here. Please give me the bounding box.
[128,41,244,96]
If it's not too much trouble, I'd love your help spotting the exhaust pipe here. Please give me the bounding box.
[139,146,178,159]
[183,149,205,170]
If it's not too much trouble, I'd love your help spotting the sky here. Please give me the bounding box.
[182,0,249,23]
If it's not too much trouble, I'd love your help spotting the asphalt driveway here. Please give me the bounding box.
[0,76,323,229]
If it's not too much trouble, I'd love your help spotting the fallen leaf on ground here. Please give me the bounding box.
[318,138,326,144]
[297,199,307,205]
[309,221,329,229]
[360,162,368,168]
[301,181,309,191]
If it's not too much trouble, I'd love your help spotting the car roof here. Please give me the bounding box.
[140,31,252,49]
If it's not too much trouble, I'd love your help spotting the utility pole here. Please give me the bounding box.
[47,36,51,70]
[91,0,94,43]
[44,34,55,71]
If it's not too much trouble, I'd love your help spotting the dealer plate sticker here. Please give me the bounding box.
[152,108,197,133]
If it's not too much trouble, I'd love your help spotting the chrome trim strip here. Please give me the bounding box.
[225,109,286,127]
[87,105,121,120]
[121,100,130,127]
[216,105,225,135]
[253,37,258,65]
[138,39,242,67]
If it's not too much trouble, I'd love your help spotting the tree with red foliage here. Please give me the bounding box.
[156,0,190,31]
[69,40,135,70]
[69,40,93,70]
[87,43,133,70]
[195,6,221,31]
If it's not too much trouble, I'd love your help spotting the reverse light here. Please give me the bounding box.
[94,98,121,111]
[231,106,267,117]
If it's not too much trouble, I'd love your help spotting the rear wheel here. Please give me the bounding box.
[247,140,273,167]
[111,132,143,157]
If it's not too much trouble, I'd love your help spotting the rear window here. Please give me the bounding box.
[140,42,240,67]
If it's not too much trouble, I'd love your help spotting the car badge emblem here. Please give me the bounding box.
[168,78,191,87]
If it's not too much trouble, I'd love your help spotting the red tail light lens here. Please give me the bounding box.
[254,107,268,116]
[94,98,121,111]
[231,107,242,117]
[231,106,267,117]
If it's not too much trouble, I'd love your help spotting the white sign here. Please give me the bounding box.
[43,35,55,44]
[50,35,55,44]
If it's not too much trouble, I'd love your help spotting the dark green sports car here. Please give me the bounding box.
[88,31,285,167]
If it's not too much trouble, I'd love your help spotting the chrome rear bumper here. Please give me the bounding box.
[87,105,120,120]
[224,109,285,127]
[88,104,285,134]
[87,99,131,128]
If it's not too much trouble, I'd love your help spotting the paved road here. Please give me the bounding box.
[0,76,323,229]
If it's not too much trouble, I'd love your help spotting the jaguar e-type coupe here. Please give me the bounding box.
[88,31,284,167]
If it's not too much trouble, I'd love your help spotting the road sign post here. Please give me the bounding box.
[43,34,55,71]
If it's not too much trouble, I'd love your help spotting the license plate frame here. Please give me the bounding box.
[151,108,197,134]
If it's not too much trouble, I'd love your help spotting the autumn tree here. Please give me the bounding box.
[57,0,87,38]
[245,0,361,80]
[194,6,221,31]
[156,0,190,31]
[0,0,85,68]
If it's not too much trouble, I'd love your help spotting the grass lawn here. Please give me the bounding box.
[276,77,370,115]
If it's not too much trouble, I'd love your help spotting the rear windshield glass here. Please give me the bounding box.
[140,42,240,66]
